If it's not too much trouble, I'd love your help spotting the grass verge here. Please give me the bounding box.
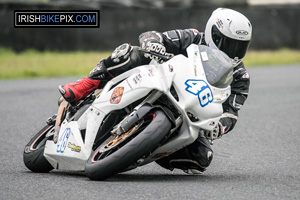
[244,49,300,67]
[0,48,111,79]
[0,48,299,79]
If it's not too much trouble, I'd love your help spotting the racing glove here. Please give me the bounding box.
[205,116,237,141]
[219,116,237,135]
[141,39,166,63]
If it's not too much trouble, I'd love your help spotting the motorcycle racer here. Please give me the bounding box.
[58,8,252,174]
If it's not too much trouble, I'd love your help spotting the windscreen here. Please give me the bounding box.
[198,45,233,88]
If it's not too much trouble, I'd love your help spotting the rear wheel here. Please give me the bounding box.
[23,125,54,173]
[85,110,171,180]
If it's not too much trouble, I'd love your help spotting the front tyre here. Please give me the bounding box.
[85,110,171,181]
[23,125,54,173]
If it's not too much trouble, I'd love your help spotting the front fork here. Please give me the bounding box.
[111,90,163,136]
[53,97,69,143]
[111,90,181,137]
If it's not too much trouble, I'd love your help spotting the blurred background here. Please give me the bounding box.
[0,0,300,52]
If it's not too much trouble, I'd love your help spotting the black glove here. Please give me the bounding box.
[204,116,237,141]
[141,39,166,63]
[219,116,237,135]
[204,122,224,141]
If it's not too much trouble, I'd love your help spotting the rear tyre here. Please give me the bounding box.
[85,110,171,180]
[23,125,54,173]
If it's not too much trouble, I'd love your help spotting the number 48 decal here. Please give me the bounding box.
[57,128,70,153]
[185,79,213,107]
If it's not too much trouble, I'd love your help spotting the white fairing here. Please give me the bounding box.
[44,44,233,171]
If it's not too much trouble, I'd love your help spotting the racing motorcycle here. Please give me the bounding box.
[23,44,233,180]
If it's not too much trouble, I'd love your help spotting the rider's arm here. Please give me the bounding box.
[220,62,250,134]
[139,29,203,55]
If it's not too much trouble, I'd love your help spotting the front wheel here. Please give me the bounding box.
[23,124,54,173]
[85,110,172,180]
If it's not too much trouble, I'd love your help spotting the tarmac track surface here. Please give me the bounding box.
[0,65,300,200]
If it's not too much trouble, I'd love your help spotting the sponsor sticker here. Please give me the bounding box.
[67,142,81,152]
[236,30,249,36]
[148,69,155,76]
[132,74,142,84]
[216,19,223,29]
[110,87,124,104]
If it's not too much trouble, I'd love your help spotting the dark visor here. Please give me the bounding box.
[211,25,250,59]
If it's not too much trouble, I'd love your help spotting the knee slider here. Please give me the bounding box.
[197,150,213,168]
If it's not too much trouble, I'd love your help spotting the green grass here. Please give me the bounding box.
[244,49,300,67]
[0,48,110,79]
[0,48,299,79]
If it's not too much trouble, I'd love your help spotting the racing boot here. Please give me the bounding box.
[59,59,113,103]
[58,77,100,103]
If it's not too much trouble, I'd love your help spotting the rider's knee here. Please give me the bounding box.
[88,43,134,80]
[110,43,133,64]
[104,43,150,77]
[155,147,213,172]
[104,43,134,76]
[89,43,151,80]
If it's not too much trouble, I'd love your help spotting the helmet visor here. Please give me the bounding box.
[211,25,250,59]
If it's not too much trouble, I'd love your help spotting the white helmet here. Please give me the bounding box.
[205,8,252,62]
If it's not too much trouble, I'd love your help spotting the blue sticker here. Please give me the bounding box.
[185,79,213,107]
[57,128,70,153]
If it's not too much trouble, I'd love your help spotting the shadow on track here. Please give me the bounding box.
[22,169,250,183]
[105,172,250,183]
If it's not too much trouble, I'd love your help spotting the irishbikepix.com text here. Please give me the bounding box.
[14,10,100,28]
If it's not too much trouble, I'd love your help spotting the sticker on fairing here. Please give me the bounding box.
[200,52,209,61]
[57,128,70,153]
[185,79,213,107]
[110,87,124,104]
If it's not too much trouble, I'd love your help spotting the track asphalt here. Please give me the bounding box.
[0,65,299,200]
